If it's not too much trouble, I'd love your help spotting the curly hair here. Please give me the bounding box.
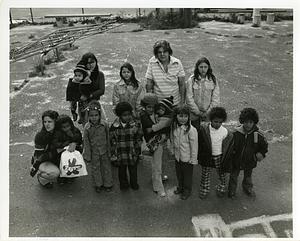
[115,101,133,117]
[153,40,173,57]
[239,108,259,124]
[208,107,227,122]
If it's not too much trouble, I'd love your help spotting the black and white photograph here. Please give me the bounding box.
[1,0,298,239]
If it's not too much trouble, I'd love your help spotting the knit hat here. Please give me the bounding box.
[74,61,89,79]
[158,96,174,113]
[140,93,158,107]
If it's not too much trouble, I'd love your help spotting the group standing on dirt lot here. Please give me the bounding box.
[30,39,268,201]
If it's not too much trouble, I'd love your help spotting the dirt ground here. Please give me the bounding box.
[8,21,293,237]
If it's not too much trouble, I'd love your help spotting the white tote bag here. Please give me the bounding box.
[60,150,88,178]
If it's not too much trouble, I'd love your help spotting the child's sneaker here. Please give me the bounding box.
[228,191,237,200]
[216,189,226,198]
[199,192,208,199]
[174,187,183,195]
[95,186,102,193]
[131,184,139,190]
[243,187,256,197]
[102,186,112,192]
[180,191,191,200]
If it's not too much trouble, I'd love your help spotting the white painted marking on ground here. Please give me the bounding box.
[10,141,34,147]
[192,213,292,238]
[19,119,37,127]
[10,74,57,99]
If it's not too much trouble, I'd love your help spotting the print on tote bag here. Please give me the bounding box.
[60,150,88,177]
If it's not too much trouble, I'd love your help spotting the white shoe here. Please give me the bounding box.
[162,175,168,182]
[158,191,166,197]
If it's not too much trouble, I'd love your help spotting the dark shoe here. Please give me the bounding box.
[66,178,75,184]
[199,192,208,199]
[104,186,113,192]
[57,177,67,185]
[174,187,183,195]
[120,184,129,190]
[243,188,256,197]
[95,186,102,193]
[131,184,139,190]
[42,182,54,189]
[228,191,237,199]
[180,194,190,200]
[216,190,226,198]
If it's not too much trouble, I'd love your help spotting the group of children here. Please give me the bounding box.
[54,57,269,200]
[55,93,268,201]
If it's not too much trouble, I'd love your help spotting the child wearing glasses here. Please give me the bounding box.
[83,100,113,193]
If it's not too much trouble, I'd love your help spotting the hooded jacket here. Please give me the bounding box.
[227,125,268,170]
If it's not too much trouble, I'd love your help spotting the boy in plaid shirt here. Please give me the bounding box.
[110,102,143,190]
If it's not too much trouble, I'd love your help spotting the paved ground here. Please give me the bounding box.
[8,21,292,237]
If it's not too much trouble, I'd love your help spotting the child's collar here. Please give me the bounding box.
[113,118,134,128]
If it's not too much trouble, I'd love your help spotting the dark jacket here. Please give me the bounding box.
[140,110,157,142]
[33,129,59,166]
[229,125,268,170]
[66,70,105,101]
[198,123,234,172]
[140,110,171,142]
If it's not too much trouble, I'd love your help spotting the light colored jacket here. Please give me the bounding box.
[186,75,220,121]
[171,124,198,164]
[83,120,110,162]
[112,79,145,116]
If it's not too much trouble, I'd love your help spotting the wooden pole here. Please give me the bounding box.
[82,8,85,21]
[30,8,34,24]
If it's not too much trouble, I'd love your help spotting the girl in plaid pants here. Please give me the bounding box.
[198,107,234,199]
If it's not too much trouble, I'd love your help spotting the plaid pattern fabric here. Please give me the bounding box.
[110,118,143,166]
[199,155,226,196]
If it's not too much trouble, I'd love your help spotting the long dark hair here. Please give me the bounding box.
[172,105,191,134]
[193,57,216,84]
[119,62,139,88]
[79,52,99,81]
[41,110,59,132]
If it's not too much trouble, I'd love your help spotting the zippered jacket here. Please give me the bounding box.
[198,123,234,172]
[227,125,268,170]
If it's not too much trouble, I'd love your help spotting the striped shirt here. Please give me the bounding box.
[145,56,185,105]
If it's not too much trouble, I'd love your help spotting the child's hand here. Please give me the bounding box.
[80,95,88,101]
[146,127,153,133]
[67,143,76,152]
[256,152,264,162]
[72,112,78,122]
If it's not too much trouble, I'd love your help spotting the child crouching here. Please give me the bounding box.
[110,102,143,190]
